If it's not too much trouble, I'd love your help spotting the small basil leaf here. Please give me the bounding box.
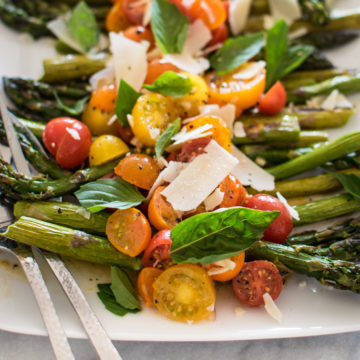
[143,71,193,97]
[115,79,142,128]
[155,118,181,159]
[75,178,146,213]
[151,0,189,54]
[54,91,89,115]
[330,172,360,200]
[67,1,99,52]
[170,207,279,264]
[210,32,264,75]
[97,284,139,316]
[110,266,141,310]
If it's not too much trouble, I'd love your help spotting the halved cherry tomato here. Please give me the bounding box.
[105,208,151,257]
[206,62,266,117]
[122,0,146,25]
[42,117,92,170]
[209,252,245,282]
[218,174,247,208]
[243,194,293,244]
[142,229,173,268]
[258,81,287,116]
[168,0,194,21]
[137,267,163,306]
[207,23,229,48]
[153,263,216,323]
[145,59,180,85]
[114,153,160,190]
[185,115,231,152]
[232,260,283,306]
[123,26,155,49]
[189,0,226,29]
[106,1,131,32]
[148,186,181,230]
[167,137,211,163]
[116,122,134,143]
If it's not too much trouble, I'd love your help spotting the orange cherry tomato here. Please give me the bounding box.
[189,0,226,30]
[88,83,117,112]
[209,252,245,282]
[218,174,248,208]
[258,81,287,116]
[185,115,231,152]
[105,208,151,257]
[114,154,160,190]
[106,1,131,33]
[137,267,163,306]
[148,186,181,230]
[123,26,155,49]
[144,59,180,85]
[206,62,266,117]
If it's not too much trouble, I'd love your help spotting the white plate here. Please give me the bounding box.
[1,0,360,342]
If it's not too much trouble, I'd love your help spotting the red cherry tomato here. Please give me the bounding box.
[258,81,287,116]
[122,0,146,25]
[142,230,173,269]
[207,23,228,48]
[232,260,283,306]
[167,137,211,163]
[116,121,134,144]
[42,117,92,170]
[243,194,293,243]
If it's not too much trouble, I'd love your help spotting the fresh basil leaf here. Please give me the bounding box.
[143,71,193,97]
[170,207,279,264]
[54,91,89,115]
[155,118,181,159]
[265,19,314,89]
[67,1,99,52]
[115,79,142,128]
[330,172,360,200]
[110,266,141,310]
[75,178,146,213]
[210,32,264,75]
[151,0,189,54]
[97,284,139,316]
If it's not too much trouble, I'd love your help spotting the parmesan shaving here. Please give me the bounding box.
[268,0,301,25]
[204,188,224,211]
[207,258,236,276]
[321,89,353,110]
[89,66,116,91]
[263,293,282,323]
[277,192,300,220]
[75,208,91,220]
[232,61,266,80]
[161,140,238,211]
[228,0,252,35]
[234,307,245,316]
[231,145,275,191]
[233,121,246,137]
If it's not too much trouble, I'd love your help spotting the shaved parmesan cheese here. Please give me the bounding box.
[109,32,149,91]
[107,114,118,126]
[204,188,224,211]
[232,61,265,80]
[231,145,275,191]
[233,121,246,137]
[207,258,236,276]
[321,90,353,110]
[161,140,238,211]
[289,27,308,40]
[268,0,301,25]
[89,66,116,91]
[306,95,324,108]
[228,0,252,35]
[234,307,245,316]
[163,20,211,74]
[277,192,300,221]
[263,293,282,323]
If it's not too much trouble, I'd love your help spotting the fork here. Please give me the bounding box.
[0,89,122,360]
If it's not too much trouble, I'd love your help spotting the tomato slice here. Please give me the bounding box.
[209,252,245,282]
[137,267,163,307]
[142,229,173,269]
[232,260,283,306]
[218,174,248,208]
[153,263,216,323]
[189,0,226,30]
[105,208,151,257]
[258,81,287,116]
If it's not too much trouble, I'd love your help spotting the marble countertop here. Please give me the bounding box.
[1,330,359,360]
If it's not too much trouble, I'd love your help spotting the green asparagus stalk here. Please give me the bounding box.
[2,216,142,270]
[250,0,269,15]
[18,118,45,139]
[296,49,334,71]
[40,53,109,83]
[298,0,330,26]
[13,201,109,235]
[294,194,360,226]
[268,131,360,180]
[246,240,360,293]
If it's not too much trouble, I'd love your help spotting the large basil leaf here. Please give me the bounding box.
[151,0,189,54]
[155,118,181,159]
[210,32,264,75]
[330,172,360,200]
[75,178,146,213]
[170,207,279,264]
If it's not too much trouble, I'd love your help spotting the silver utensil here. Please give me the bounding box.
[0,88,122,360]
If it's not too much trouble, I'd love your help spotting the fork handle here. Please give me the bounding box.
[17,250,75,360]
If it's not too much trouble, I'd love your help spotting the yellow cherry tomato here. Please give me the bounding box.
[131,93,179,146]
[153,263,216,323]
[173,72,209,118]
[89,135,129,167]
